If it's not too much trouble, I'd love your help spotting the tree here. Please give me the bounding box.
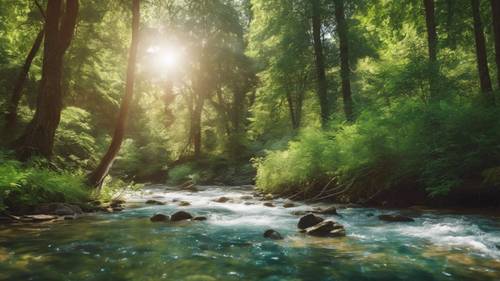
[471,0,495,103]
[423,0,439,98]
[334,0,354,121]
[312,0,330,127]
[491,0,500,89]
[87,0,141,188]
[3,28,44,134]
[14,0,79,159]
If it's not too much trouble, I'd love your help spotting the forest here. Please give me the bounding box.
[1,0,500,280]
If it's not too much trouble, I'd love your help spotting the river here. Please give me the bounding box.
[1,185,499,281]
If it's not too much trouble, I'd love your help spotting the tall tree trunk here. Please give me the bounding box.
[491,0,500,89]
[311,0,329,128]
[423,0,439,98]
[87,0,140,188]
[192,96,204,158]
[471,0,495,103]
[14,0,78,160]
[3,29,44,134]
[334,0,354,122]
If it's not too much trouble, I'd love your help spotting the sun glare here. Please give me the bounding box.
[147,45,183,71]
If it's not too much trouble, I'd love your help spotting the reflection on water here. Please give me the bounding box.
[0,185,499,281]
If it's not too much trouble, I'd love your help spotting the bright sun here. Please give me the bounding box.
[147,45,182,71]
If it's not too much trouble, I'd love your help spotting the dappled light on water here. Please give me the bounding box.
[1,185,499,281]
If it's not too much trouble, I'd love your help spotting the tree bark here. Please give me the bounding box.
[192,96,204,158]
[334,0,354,122]
[87,0,140,188]
[423,0,439,98]
[311,0,330,128]
[3,28,44,134]
[471,0,495,103]
[491,0,500,89]
[14,0,78,160]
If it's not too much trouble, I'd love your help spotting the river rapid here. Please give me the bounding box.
[1,185,499,281]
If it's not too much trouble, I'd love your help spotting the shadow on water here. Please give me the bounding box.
[1,185,499,281]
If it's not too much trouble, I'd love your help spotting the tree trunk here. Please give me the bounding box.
[192,96,204,158]
[491,0,500,89]
[423,0,439,98]
[334,0,354,122]
[87,0,140,189]
[471,0,495,103]
[311,0,329,128]
[14,0,78,160]
[3,28,44,134]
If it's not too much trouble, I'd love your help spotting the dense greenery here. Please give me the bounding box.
[1,0,500,211]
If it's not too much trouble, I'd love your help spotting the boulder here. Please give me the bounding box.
[150,214,169,222]
[263,229,284,240]
[110,199,125,207]
[305,220,346,237]
[145,200,165,205]
[297,214,324,229]
[193,216,207,221]
[179,201,191,207]
[378,214,415,222]
[263,202,275,207]
[283,202,296,208]
[170,211,193,222]
[212,197,230,203]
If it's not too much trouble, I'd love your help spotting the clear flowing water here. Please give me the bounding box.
[1,185,500,281]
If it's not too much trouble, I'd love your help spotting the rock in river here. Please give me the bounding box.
[283,202,296,208]
[305,220,346,237]
[315,206,338,215]
[179,201,191,206]
[263,202,275,207]
[212,197,230,203]
[378,214,415,222]
[150,214,169,222]
[297,214,324,229]
[263,229,284,240]
[171,211,193,222]
[34,203,83,216]
[146,200,165,205]
[193,216,207,221]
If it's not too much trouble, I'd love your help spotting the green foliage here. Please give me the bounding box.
[256,100,500,198]
[167,164,198,185]
[0,151,90,212]
[99,176,144,203]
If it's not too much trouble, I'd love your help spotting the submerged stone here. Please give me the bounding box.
[171,211,193,222]
[263,229,284,240]
[378,214,415,222]
[150,214,169,222]
[297,214,324,229]
[283,202,296,208]
[179,201,191,206]
[263,202,275,207]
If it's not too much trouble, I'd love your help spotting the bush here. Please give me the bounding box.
[0,151,91,212]
[255,99,500,199]
[167,164,198,185]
